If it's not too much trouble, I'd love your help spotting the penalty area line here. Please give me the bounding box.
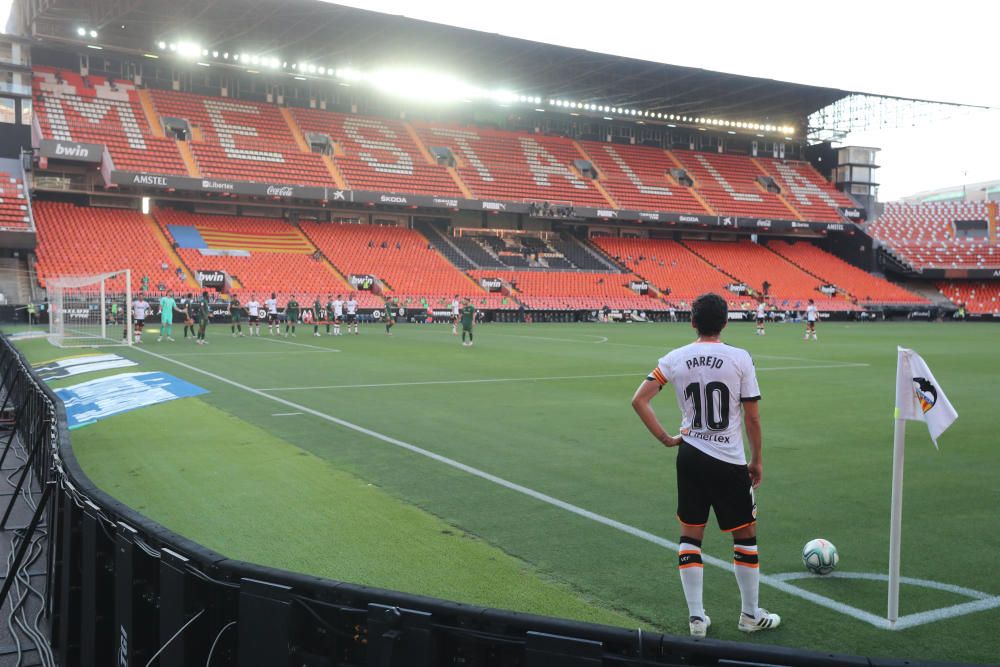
[129,345,947,631]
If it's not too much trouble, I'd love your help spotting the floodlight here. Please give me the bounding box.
[89,29,97,38]
[157,41,166,49]
[168,43,176,51]
[77,27,87,36]
[202,49,209,56]
[212,51,219,58]
[223,53,229,59]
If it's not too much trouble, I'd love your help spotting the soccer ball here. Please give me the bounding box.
[802,538,839,575]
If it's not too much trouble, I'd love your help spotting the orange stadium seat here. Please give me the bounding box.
[867,203,998,270]
[756,158,856,223]
[412,122,610,207]
[0,174,32,231]
[578,142,709,214]
[148,90,331,186]
[591,237,732,306]
[682,239,857,311]
[767,240,926,304]
[671,150,798,220]
[33,67,188,175]
[299,222,512,309]
[33,201,190,293]
[290,109,461,197]
[935,281,1000,314]
[467,270,662,311]
[152,209,363,305]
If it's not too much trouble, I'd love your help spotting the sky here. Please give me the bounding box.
[4,0,998,200]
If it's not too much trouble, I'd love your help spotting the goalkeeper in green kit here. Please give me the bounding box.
[285,295,300,337]
[157,290,181,342]
[460,299,475,347]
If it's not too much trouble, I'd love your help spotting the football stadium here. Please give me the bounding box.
[0,0,996,665]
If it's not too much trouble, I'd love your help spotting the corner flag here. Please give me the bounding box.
[887,347,958,627]
[894,346,958,448]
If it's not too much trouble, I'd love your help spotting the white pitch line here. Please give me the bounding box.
[259,373,640,392]
[271,412,303,417]
[256,336,340,353]
[258,363,869,392]
[150,350,331,357]
[127,345,970,630]
[769,571,1000,630]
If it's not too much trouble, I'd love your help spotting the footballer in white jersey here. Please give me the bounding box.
[451,295,460,334]
[631,293,778,637]
[130,297,150,342]
[345,295,359,334]
[755,303,766,336]
[246,298,262,335]
[804,299,818,341]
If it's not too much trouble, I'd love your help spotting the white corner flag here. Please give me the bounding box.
[895,347,958,448]
[888,347,958,627]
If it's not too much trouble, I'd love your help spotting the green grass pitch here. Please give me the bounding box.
[14,319,1000,663]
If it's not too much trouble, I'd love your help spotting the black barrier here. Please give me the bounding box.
[0,333,972,666]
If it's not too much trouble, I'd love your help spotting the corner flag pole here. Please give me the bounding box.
[887,410,906,627]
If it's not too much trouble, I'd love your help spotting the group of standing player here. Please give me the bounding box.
[126,290,486,346]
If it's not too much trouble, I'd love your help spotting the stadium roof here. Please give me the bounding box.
[24,0,853,126]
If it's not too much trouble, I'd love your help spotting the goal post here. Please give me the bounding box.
[48,270,133,348]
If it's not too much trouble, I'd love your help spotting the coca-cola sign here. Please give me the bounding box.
[267,185,295,197]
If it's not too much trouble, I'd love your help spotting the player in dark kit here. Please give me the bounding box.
[460,300,475,346]
[196,291,210,345]
[630,292,779,639]
[383,298,396,335]
[312,297,325,337]
[181,292,196,339]
[285,295,300,336]
[230,294,244,337]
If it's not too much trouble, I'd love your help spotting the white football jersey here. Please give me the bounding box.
[332,300,344,316]
[265,298,278,314]
[806,305,818,322]
[451,300,460,315]
[649,341,760,466]
[133,300,149,320]
[756,304,766,318]
[346,299,358,314]
[247,300,260,317]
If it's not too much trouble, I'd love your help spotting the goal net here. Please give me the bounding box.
[48,270,133,348]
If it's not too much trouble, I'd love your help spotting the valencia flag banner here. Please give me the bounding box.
[887,347,958,626]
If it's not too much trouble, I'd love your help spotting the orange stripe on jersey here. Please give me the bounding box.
[651,368,668,385]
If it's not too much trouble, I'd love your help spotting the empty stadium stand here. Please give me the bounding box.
[579,142,708,214]
[867,203,998,269]
[33,200,191,293]
[299,222,511,308]
[412,123,610,206]
[469,270,659,311]
[149,90,331,186]
[591,237,733,306]
[682,239,856,310]
[153,208,362,304]
[767,240,927,304]
[672,150,798,220]
[935,281,1000,314]
[0,174,31,231]
[290,109,461,196]
[757,158,856,222]
[33,67,188,175]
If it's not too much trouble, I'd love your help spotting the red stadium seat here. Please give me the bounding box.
[33,201,191,293]
[33,67,188,175]
[867,203,998,270]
